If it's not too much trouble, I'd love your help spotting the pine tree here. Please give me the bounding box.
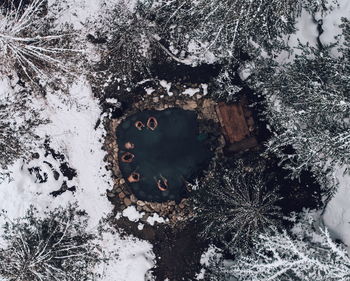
[192,159,282,254]
[228,227,350,281]
[0,0,77,81]
[91,1,157,89]
[0,204,103,281]
[249,35,350,198]
[139,0,332,63]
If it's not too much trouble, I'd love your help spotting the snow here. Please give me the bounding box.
[186,40,218,65]
[0,76,155,281]
[159,80,173,96]
[276,9,318,64]
[201,84,208,96]
[145,87,156,95]
[277,1,350,63]
[48,0,102,30]
[320,0,350,48]
[120,207,167,226]
[316,0,350,253]
[1,1,157,280]
[195,245,222,280]
[1,0,350,279]
[182,87,200,97]
[98,231,154,281]
[122,206,145,222]
[199,245,221,267]
[146,213,167,226]
[323,166,350,252]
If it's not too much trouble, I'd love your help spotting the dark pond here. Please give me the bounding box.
[116,108,212,202]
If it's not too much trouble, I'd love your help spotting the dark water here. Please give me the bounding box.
[116,108,212,202]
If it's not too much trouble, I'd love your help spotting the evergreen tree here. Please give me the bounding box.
[249,35,350,197]
[192,159,282,254]
[91,1,157,90]
[204,210,350,281]
[0,204,103,281]
[228,227,350,281]
[139,0,334,64]
[0,0,76,81]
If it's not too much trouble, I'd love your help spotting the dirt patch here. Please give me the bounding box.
[113,216,208,281]
[151,223,208,281]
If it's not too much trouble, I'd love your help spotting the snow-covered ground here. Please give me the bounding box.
[0,76,155,280]
[323,168,350,252]
[320,0,350,47]
[0,1,156,279]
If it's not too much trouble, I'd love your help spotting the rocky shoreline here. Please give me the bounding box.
[103,83,225,225]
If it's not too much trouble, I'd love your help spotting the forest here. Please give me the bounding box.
[0,0,349,281]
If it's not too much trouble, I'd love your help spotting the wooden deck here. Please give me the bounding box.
[216,100,258,153]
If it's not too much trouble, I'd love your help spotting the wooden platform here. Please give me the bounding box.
[216,100,258,153]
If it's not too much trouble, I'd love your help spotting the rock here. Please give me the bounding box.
[153,96,159,103]
[245,109,253,118]
[202,99,212,108]
[141,214,150,222]
[143,205,152,212]
[119,178,125,185]
[179,203,185,209]
[124,189,130,196]
[150,202,161,212]
[137,200,145,206]
[130,194,137,203]
[183,100,198,110]
[107,192,115,198]
[123,197,132,206]
[218,136,226,147]
[170,85,180,95]
[118,192,126,199]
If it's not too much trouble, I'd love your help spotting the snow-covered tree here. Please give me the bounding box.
[0,0,76,82]
[91,1,157,90]
[248,39,350,198]
[140,0,325,63]
[0,82,45,170]
[209,66,243,102]
[228,227,350,281]
[192,159,282,254]
[0,204,103,281]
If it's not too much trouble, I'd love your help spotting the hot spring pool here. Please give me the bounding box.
[116,108,212,202]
